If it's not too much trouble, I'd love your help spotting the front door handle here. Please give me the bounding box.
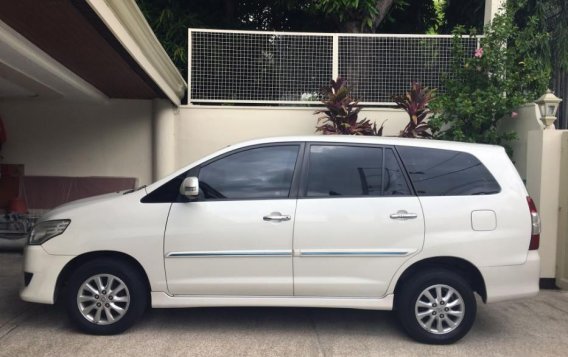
[263,212,291,222]
[390,210,418,220]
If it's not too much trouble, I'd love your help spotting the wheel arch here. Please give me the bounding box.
[393,256,487,305]
[54,250,151,304]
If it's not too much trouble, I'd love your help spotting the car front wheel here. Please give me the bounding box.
[64,259,148,335]
[396,269,477,344]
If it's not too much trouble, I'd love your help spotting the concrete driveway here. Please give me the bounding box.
[1,252,568,357]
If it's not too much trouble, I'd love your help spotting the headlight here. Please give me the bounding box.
[28,220,71,245]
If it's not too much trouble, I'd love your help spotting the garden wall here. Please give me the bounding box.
[173,105,408,168]
[500,104,567,279]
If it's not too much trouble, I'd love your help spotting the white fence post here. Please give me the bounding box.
[332,34,339,80]
[484,0,506,26]
[187,29,192,102]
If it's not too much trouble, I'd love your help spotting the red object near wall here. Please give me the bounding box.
[21,176,136,210]
[0,164,24,212]
[7,197,27,213]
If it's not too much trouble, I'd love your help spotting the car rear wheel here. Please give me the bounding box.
[396,269,476,344]
[64,259,147,335]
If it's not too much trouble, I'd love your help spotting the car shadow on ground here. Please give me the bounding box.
[43,297,503,344]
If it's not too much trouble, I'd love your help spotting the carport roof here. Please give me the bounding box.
[0,0,186,105]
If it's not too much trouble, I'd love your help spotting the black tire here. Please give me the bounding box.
[64,258,148,335]
[396,269,477,344]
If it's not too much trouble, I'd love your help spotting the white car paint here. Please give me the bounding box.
[20,135,540,312]
[293,196,424,297]
[164,199,296,295]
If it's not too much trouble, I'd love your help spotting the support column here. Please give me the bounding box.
[152,99,177,181]
[557,133,568,289]
[526,128,564,279]
[484,0,506,25]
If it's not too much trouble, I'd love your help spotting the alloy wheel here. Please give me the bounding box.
[414,284,465,335]
[76,274,130,325]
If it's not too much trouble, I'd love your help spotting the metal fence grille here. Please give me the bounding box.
[339,35,478,104]
[189,29,479,105]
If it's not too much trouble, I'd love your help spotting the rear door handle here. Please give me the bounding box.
[263,212,291,222]
[390,210,418,220]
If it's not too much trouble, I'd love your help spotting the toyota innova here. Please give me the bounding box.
[20,136,540,344]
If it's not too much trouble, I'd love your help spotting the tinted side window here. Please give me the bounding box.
[383,149,411,196]
[199,145,299,200]
[306,145,383,197]
[397,146,500,196]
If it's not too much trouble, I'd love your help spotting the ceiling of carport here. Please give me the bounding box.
[0,0,167,100]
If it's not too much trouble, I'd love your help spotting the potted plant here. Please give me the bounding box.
[393,82,435,138]
[315,77,384,135]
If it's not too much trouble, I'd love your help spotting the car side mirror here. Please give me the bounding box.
[179,176,199,199]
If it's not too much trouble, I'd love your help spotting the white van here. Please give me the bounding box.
[20,136,540,344]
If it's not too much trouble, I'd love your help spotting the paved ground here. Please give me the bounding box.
[1,252,568,357]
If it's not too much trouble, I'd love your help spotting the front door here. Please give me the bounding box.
[164,144,301,296]
[293,144,424,297]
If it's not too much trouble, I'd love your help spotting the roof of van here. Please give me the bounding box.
[225,135,504,153]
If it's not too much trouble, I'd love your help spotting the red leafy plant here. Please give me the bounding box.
[393,82,435,138]
[315,78,383,136]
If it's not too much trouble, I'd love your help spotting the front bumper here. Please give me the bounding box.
[20,245,74,304]
[481,250,541,303]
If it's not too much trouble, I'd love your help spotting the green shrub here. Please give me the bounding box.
[429,1,550,152]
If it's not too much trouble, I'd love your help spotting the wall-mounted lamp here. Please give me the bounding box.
[535,89,562,128]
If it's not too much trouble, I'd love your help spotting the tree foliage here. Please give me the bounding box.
[315,0,394,33]
[514,0,568,72]
[439,0,485,34]
[137,0,459,78]
[429,2,550,152]
[379,0,438,34]
[513,0,568,127]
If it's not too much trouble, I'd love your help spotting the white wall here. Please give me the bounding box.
[484,0,506,25]
[557,133,568,288]
[0,99,153,185]
[2,101,407,184]
[499,103,544,182]
[526,129,565,278]
[173,105,409,169]
[500,103,566,278]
